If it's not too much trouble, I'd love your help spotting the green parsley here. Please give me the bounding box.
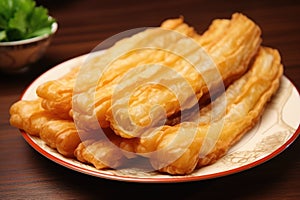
[0,0,56,42]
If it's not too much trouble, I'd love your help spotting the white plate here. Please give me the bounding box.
[20,53,300,183]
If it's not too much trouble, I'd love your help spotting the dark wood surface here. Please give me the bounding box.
[1,0,299,199]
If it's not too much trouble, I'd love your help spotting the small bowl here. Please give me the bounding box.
[0,22,58,73]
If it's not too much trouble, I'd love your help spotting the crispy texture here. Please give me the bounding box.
[157,47,282,174]
[9,99,85,157]
[72,17,206,130]
[36,18,202,124]
[107,13,261,138]
[35,18,232,129]
[74,128,138,169]
[9,99,59,136]
[195,47,283,168]
[33,15,243,137]
[36,67,79,119]
[117,47,283,174]
[72,13,260,139]
[74,139,125,169]
[72,47,283,173]
[9,14,283,175]
[40,120,82,157]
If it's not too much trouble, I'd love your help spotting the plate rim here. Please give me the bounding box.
[19,52,300,183]
[21,126,299,183]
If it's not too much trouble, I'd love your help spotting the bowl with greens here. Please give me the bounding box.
[0,0,58,73]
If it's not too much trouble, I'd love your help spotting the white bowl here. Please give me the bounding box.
[0,22,58,73]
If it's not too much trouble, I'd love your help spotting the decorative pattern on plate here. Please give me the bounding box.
[223,131,291,167]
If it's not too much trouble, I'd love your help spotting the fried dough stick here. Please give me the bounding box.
[35,17,205,122]
[39,120,82,157]
[72,17,232,131]
[36,66,79,119]
[32,15,237,135]
[107,13,261,138]
[9,99,59,136]
[75,47,282,173]
[73,13,255,137]
[169,44,264,126]
[74,135,128,170]
[9,98,126,162]
[118,47,283,174]
[9,99,86,158]
[33,17,232,132]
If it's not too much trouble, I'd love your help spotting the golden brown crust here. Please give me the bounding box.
[9,99,59,136]
[74,139,125,169]
[36,18,204,128]
[9,99,85,158]
[36,66,79,119]
[34,13,260,139]
[72,18,208,132]
[107,13,261,138]
[9,14,283,175]
[114,46,282,175]
[157,47,282,174]
[40,120,81,157]
[196,47,283,167]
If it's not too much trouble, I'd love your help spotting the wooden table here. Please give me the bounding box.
[1,0,299,199]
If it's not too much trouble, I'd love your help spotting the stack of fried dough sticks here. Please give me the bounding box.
[9,13,283,175]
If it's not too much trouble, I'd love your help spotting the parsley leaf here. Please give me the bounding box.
[0,0,56,42]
